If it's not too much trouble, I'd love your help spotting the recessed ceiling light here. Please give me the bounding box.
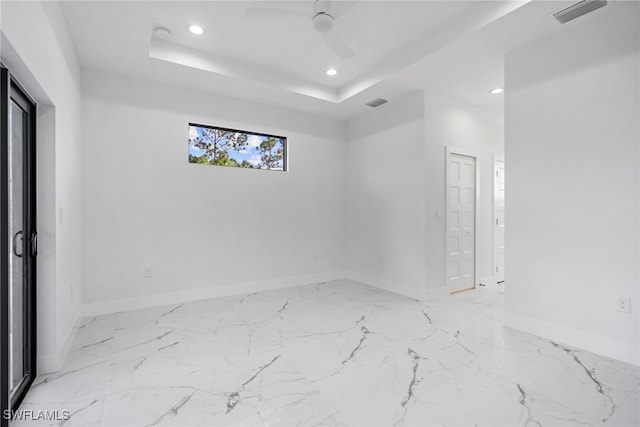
[490,87,504,94]
[326,69,337,76]
[188,24,204,35]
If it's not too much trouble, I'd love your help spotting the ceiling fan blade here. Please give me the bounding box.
[244,8,309,20]
[329,1,359,19]
[323,31,355,60]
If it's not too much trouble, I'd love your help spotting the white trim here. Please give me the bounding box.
[346,271,419,300]
[493,155,505,284]
[347,270,451,301]
[38,312,81,374]
[37,353,60,376]
[504,311,639,366]
[81,271,346,318]
[445,146,480,291]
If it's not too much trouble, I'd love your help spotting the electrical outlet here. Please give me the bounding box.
[144,267,152,279]
[616,297,631,313]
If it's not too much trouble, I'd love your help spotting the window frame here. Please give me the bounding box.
[188,122,288,172]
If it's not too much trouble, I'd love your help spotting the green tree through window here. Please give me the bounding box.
[188,124,286,171]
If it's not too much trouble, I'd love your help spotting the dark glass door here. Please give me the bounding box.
[1,66,37,425]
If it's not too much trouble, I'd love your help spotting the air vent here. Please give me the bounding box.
[553,0,607,24]
[366,98,388,108]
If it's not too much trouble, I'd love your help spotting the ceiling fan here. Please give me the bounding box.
[244,0,358,60]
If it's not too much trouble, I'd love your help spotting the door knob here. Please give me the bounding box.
[30,231,38,256]
[12,230,23,258]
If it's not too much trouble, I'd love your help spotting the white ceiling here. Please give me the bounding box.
[152,1,476,88]
[60,0,584,120]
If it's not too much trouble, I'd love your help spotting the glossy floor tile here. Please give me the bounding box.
[15,280,640,426]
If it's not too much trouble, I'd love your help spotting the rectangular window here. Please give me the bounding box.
[188,123,287,171]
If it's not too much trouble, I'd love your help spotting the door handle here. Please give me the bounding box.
[12,230,23,258]
[30,231,38,257]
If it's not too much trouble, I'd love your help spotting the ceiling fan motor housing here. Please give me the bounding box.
[313,13,334,32]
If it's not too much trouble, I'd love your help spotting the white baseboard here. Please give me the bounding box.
[38,312,81,374]
[81,271,347,318]
[504,311,639,366]
[38,352,60,375]
[346,270,427,301]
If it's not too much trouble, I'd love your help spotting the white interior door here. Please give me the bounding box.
[446,153,476,293]
[494,157,505,283]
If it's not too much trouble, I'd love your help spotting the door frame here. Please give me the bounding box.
[1,65,38,422]
[493,155,505,284]
[444,146,479,292]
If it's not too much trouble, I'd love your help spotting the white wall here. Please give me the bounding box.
[347,93,427,300]
[81,70,347,310]
[346,91,503,299]
[1,1,83,373]
[424,94,504,290]
[504,2,639,365]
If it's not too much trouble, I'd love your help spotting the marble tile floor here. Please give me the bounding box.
[15,280,639,427]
